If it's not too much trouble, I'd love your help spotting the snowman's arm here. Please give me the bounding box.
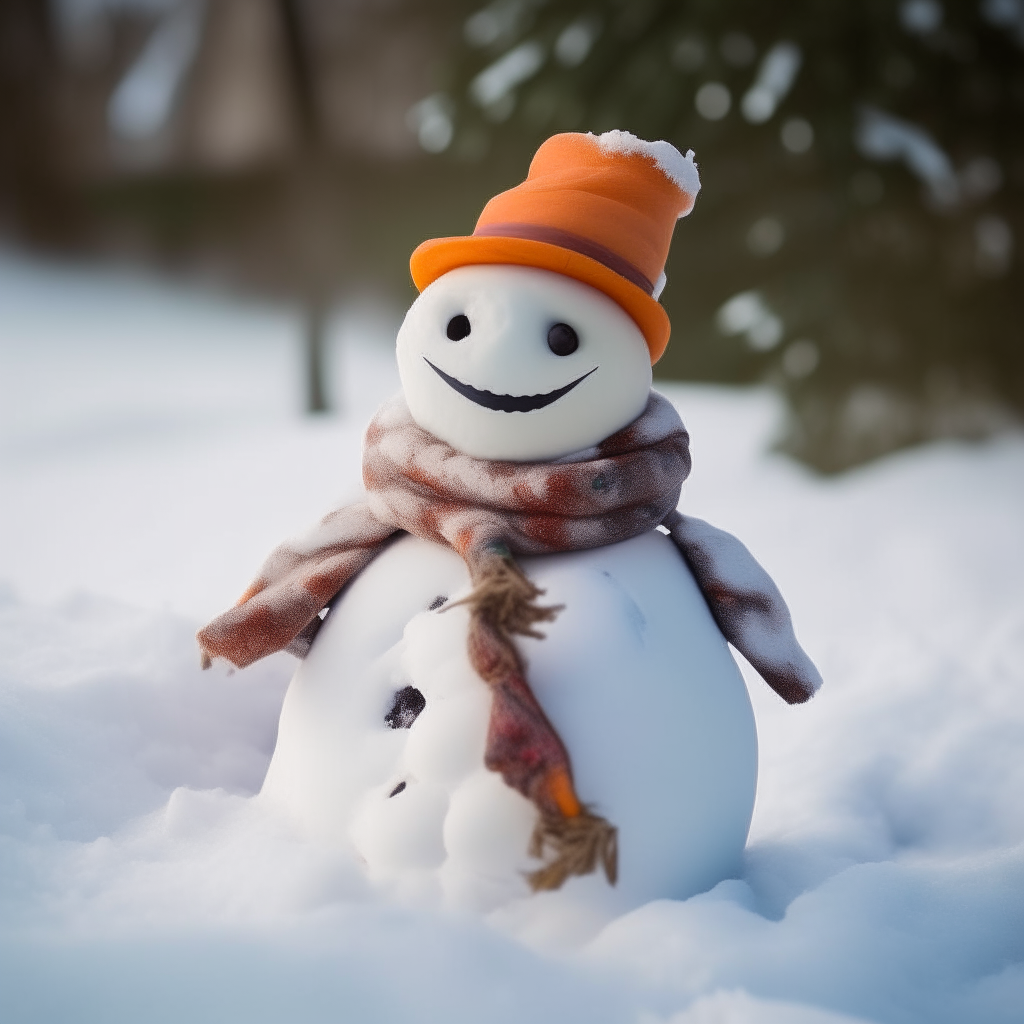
[663,511,822,704]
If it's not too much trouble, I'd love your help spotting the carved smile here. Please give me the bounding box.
[424,358,597,413]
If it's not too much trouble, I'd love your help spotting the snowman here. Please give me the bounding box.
[199,131,821,918]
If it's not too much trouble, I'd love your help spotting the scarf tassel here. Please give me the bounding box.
[528,809,619,891]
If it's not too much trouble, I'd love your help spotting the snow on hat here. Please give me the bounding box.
[410,130,700,363]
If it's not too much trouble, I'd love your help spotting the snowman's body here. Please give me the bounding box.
[261,529,757,914]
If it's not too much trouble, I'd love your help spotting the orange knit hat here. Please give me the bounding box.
[410,131,700,363]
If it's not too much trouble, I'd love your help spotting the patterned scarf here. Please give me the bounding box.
[198,391,821,890]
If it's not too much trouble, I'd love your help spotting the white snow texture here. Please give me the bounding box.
[1,249,1022,1023]
[593,130,701,211]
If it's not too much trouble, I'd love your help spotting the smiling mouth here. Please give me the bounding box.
[424,358,597,413]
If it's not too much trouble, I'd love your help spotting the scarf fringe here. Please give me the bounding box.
[527,809,619,891]
[448,551,563,641]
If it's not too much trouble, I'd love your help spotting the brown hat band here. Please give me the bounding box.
[473,222,656,296]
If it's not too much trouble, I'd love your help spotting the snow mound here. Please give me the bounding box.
[593,130,701,212]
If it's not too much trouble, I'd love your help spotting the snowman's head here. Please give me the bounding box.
[396,265,652,461]
[400,131,700,461]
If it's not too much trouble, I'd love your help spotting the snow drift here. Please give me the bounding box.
[1,252,1022,1023]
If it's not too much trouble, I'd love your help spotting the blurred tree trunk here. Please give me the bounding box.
[0,0,74,243]
[277,0,337,414]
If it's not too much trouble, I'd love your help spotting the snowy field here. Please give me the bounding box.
[1,250,1022,1024]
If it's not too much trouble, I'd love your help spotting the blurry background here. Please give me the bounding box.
[1,0,1021,470]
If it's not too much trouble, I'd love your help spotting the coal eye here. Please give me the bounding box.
[547,322,579,356]
[446,314,471,340]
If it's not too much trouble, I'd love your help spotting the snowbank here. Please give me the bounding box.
[1,252,1021,1023]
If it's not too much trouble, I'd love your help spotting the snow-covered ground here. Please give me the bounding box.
[1,250,1021,1024]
